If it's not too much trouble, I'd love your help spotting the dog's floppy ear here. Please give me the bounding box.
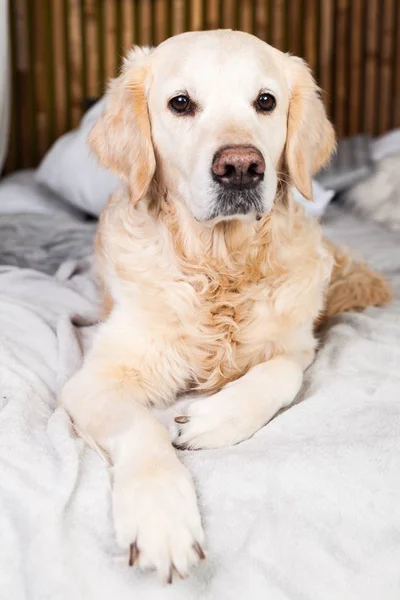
[89,46,155,203]
[285,56,336,200]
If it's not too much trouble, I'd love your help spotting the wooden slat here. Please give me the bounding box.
[190,0,203,30]
[103,0,116,84]
[393,0,400,128]
[363,0,379,134]
[114,0,123,63]
[271,0,285,51]
[319,0,334,117]
[239,0,252,33]
[154,0,167,44]
[303,0,317,73]
[62,0,73,130]
[286,0,303,56]
[33,0,49,157]
[133,0,141,45]
[26,0,38,163]
[44,0,56,144]
[150,0,157,41]
[13,0,30,167]
[96,0,105,88]
[347,0,363,136]
[233,0,240,30]
[184,0,192,32]
[52,0,67,139]
[255,0,268,41]
[10,0,32,169]
[5,0,19,172]
[334,0,350,138]
[313,0,321,84]
[378,0,396,134]
[250,0,257,35]
[78,0,87,101]
[267,0,273,43]
[83,0,98,99]
[121,0,134,53]
[140,0,152,45]
[222,0,234,29]
[201,0,208,30]
[204,0,219,30]
[172,0,186,35]
[69,0,84,126]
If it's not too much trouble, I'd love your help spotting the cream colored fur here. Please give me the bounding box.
[60,30,391,583]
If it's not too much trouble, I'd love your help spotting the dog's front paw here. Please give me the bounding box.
[174,388,262,450]
[113,458,205,582]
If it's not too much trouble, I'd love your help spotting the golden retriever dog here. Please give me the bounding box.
[61,30,391,582]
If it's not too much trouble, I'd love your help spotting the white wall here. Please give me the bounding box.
[0,0,10,174]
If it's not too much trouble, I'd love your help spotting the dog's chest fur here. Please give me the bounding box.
[155,201,331,393]
[100,194,331,395]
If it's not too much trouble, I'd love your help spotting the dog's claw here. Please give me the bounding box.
[129,541,140,566]
[166,566,173,584]
[173,441,189,451]
[193,541,206,560]
[175,416,190,424]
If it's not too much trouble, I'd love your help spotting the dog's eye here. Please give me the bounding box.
[256,93,276,113]
[169,94,192,114]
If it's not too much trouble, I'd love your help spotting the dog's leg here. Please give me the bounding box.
[60,310,204,582]
[174,354,311,450]
[317,241,392,327]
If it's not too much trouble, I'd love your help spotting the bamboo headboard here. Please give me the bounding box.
[5,0,400,173]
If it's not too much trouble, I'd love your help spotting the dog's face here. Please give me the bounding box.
[148,32,289,221]
[90,31,335,222]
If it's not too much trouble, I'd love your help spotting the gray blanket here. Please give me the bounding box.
[0,213,96,274]
[0,207,399,600]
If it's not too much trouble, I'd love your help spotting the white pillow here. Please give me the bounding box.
[292,180,335,218]
[0,170,85,218]
[36,100,121,216]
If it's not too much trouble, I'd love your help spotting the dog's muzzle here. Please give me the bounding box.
[209,145,265,219]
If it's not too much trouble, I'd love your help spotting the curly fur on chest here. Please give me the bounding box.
[156,194,331,393]
[96,188,332,395]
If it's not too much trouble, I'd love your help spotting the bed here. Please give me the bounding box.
[0,151,399,599]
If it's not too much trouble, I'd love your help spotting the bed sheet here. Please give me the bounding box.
[0,205,399,600]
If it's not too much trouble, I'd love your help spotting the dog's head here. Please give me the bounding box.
[90,30,335,222]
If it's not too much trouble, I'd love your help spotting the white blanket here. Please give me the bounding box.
[0,210,399,599]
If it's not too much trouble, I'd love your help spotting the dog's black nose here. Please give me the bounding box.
[212,145,265,190]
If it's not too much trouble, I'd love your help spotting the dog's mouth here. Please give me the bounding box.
[206,186,265,221]
[205,144,267,221]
